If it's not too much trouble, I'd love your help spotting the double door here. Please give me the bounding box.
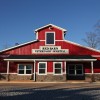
[67,64,85,80]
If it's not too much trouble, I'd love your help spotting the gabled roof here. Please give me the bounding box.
[0,39,100,54]
[0,40,38,53]
[65,40,100,53]
[35,24,67,32]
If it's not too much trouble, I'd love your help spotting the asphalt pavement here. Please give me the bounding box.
[0,83,100,100]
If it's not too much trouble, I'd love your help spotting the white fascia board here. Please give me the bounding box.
[4,59,34,61]
[4,59,97,61]
[65,40,100,53]
[35,24,67,32]
[92,55,100,57]
[0,40,38,53]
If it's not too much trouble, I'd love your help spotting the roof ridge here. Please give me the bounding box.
[35,24,67,32]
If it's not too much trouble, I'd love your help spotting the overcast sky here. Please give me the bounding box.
[0,0,100,50]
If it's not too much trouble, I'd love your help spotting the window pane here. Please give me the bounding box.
[69,65,75,70]
[39,63,45,68]
[26,70,31,74]
[76,70,82,75]
[76,65,82,70]
[19,70,24,74]
[39,69,45,74]
[46,33,54,44]
[69,70,75,75]
[55,64,61,68]
[55,69,61,74]
[26,65,32,69]
[19,65,24,69]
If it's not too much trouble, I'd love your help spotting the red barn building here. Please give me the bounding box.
[0,24,100,82]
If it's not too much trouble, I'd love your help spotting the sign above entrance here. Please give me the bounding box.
[32,46,69,54]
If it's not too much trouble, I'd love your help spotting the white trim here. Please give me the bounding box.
[93,73,100,74]
[4,59,97,61]
[85,73,92,74]
[85,73,100,74]
[4,59,34,61]
[92,55,100,57]
[8,73,17,74]
[38,62,47,75]
[47,72,53,74]
[0,40,38,53]
[36,32,38,40]
[53,62,63,75]
[0,73,17,74]
[7,61,9,74]
[45,32,55,45]
[64,40,100,53]
[35,24,67,32]
[55,40,64,41]
[39,40,65,41]
[68,64,83,76]
[64,61,66,74]
[17,74,32,76]
[91,61,94,74]
[34,60,36,81]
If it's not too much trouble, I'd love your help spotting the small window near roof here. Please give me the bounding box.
[46,33,54,45]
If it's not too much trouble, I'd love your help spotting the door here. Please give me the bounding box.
[67,64,85,80]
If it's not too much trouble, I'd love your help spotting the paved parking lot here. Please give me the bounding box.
[0,83,100,100]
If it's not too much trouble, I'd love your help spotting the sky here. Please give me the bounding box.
[0,0,100,50]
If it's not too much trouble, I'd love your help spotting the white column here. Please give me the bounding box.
[7,61,9,74]
[64,61,66,74]
[91,61,94,74]
[34,60,36,81]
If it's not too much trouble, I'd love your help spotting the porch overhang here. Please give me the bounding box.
[4,55,97,62]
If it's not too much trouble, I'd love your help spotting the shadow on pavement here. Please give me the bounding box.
[0,86,100,100]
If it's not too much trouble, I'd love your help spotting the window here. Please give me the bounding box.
[46,33,55,45]
[38,62,47,75]
[54,62,62,75]
[68,64,83,76]
[18,64,32,75]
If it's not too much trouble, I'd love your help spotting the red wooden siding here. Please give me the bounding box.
[2,41,100,56]
[37,27,64,40]
[0,61,7,73]
[47,61,53,72]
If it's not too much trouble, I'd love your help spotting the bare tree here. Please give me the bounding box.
[83,32,99,49]
[94,20,100,33]
[83,20,100,49]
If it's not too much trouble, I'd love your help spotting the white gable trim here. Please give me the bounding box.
[0,40,38,53]
[65,40,100,53]
[4,59,97,61]
[35,24,67,32]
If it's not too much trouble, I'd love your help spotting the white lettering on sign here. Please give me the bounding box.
[32,46,69,54]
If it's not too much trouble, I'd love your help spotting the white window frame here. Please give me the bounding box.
[53,62,63,75]
[68,64,83,76]
[18,64,33,75]
[45,32,55,45]
[38,62,47,75]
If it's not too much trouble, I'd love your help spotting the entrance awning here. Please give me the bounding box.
[4,55,97,61]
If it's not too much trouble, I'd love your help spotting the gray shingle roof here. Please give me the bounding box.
[5,55,96,60]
